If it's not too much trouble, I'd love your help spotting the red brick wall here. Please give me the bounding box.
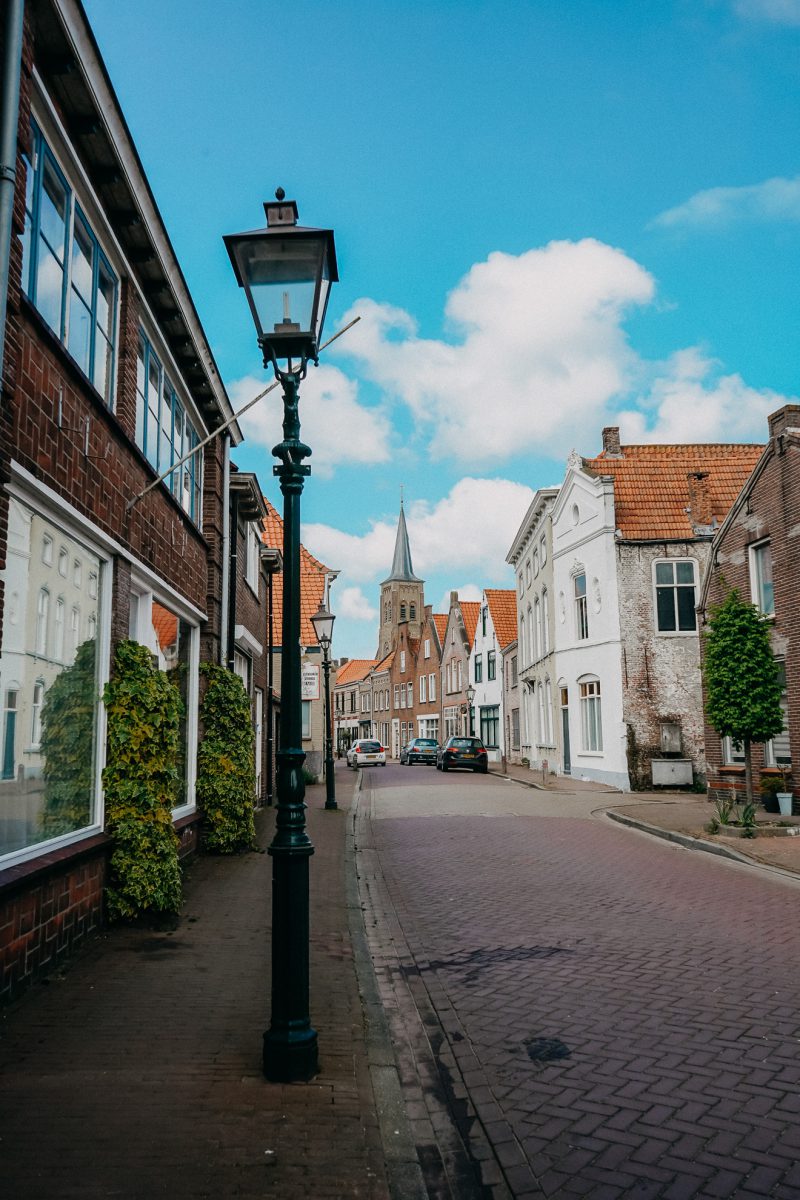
[702,407,800,811]
[0,842,107,1004]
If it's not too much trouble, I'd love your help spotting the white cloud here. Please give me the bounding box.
[227,363,392,478]
[334,586,378,622]
[303,476,532,585]
[437,583,482,613]
[616,348,796,443]
[333,240,655,464]
[651,176,800,230]
[734,0,800,25]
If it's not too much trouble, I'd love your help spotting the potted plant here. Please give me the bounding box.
[760,774,782,814]
[776,764,794,817]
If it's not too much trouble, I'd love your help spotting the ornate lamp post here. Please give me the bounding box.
[225,191,338,1083]
[467,684,476,737]
[310,601,336,811]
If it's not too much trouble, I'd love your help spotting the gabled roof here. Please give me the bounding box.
[335,659,376,686]
[373,650,395,673]
[461,601,480,648]
[485,589,518,649]
[261,498,334,646]
[582,443,764,540]
[382,503,422,584]
[432,613,448,644]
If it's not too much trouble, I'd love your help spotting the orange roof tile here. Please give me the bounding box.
[461,601,481,648]
[373,650,395,673]
[261,498,334,647]
[582,443,764,540]
[335,659,376,686]
[485,589,518,649]
[432,613,448,645]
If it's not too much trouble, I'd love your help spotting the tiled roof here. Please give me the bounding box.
[373,650,395,673]
[432,613,448,644]
[335,659,376,686]
[582,443,764,540]
[461,601,480,648]
[485,589,518,649]
[261,498,333,647]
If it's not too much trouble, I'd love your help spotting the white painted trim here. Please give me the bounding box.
[9,463,207,622]
[234,624,263,658]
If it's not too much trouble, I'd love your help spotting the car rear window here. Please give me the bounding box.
[415,739,437,747]
[359,741,382,752]
[451,738,481,748]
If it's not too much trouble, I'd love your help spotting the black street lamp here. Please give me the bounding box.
[467,684,476,736]
[225,191,338,1084]
[310,601,336,811]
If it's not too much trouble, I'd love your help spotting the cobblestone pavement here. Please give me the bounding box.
[0,775,402,1199]
[358,764,800,1199]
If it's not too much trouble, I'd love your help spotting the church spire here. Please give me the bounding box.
[382,499,422,584]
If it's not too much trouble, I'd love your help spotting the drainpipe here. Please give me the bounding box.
[227,486,239,671]
[219,434,231,665]
[0,0,24,389]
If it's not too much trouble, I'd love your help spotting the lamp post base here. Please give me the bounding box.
[263,1025,319,1082]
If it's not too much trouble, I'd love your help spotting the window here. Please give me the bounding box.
[574,574,588,640]
[487,651,496,681]
[420,675,427,703]
[233,650,251,695]
[518,572,524,596]
[654,560,697,632]
[540,534,547,565]
[428,673,436,701]
[73,558,82,588]
[58,546,68,576]
[474,653,483,683]
[424,638,430,659]
[400,650,406,672]
[302,701,311,739]
[765,662,791,767]
[525,560,532,587]
[136,330,203,524]
[533,549,539,577]
[394,685,400,708]
[245,524,261,592]
[721,737,745,766]
[511,709,520,751]
[400,686,406,708]
[400,603,407,620]
[42,535,53,565]
[545,679,553,745]
[30,681,45,748]
[22,120,118,404]
[410,604,416,620]
[541,589,549,655]
[533,597,541,660]
[482,606,488,636]
[36,588,49,655]
[480,705,500,749]
[407,682,413,706]
[0,498,107,861]
[519,614,526,666]
[457,661,463,690]
[579,679,602,752]
[750,541,774,616]
[511,655,517,687]
[69,606,80,661]
[537,683,546,745]
[88,570,98,599]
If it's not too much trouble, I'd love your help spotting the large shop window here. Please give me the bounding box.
[129,590,197,812]
[136,330,203,524]
[21,120,118,405]
[0,498,106,861]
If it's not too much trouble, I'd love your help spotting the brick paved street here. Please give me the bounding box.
[358,764,800,1199]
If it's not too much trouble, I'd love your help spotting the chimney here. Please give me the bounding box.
[687,472,713,530]
[450,590,458,605]
[768,404,800,442]
[602,426,622,456]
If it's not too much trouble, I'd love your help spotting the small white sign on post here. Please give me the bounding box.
[301,663,320,700]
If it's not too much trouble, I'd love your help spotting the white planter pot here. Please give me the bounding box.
[777,792,794,817]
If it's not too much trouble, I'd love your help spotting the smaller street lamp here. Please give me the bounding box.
[467,684,476,737]
[310,601,336,811]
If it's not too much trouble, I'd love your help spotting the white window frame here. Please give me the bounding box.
[429,673,436,701]
[245,524,261,594]
[574,574,588,641]
[749,540,775,617]
[420,675,427,703]
[579,677,603,753]
[424,638,430,659]
[652,558,698,635]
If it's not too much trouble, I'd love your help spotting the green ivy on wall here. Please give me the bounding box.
[102,640,183,922]
[40,638,96,838]
[197,663,256,854]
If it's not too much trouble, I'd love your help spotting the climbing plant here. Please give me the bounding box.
[197,663,256,854]
[102,640,183,922]
[40,639,96,838]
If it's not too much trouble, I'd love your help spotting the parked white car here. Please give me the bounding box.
[346,739,387,768]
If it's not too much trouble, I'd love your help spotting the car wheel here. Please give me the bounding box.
[479,763,488,774]
[441,762,448,772]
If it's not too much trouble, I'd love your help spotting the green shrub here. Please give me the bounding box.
[40,639,96,837]
[102,641,183,922]
[197,664,256,853]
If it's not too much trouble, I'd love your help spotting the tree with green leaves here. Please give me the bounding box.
[197,663,256,853]
[704,587,783,804]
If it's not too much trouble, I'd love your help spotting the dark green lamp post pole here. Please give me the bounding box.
[311,601,336,811]
[225,191,338,1083]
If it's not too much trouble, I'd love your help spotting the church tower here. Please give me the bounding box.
[377,502,425,656]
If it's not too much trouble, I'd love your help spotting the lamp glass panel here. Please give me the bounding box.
[239,237,325,338]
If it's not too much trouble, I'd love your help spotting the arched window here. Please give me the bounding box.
[533,596,541,661]
[537,682,545,746]
[544,677,553,745]
[409,603,416,620]
[36,588,49,656]
[400,603,407,620]
[31,680,45,747]
[541,588,549,655]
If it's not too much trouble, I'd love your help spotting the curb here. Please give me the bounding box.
[605,809,800,885]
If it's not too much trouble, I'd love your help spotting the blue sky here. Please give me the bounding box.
[84,0,800,657]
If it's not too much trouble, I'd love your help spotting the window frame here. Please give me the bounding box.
[579,678,603,753]
[487,650,496,681]
[749,540,775,617]
[653,558,698,635]
[480,704,500,749]
[574,573,589,641]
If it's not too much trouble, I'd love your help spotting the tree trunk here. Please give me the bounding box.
[744,737,753,805]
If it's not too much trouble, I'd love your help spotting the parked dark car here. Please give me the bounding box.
[436,736,489,773]
[399,737,439,765]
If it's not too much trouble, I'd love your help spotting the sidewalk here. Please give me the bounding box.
[498,760,800,878]
[0,767,408,1199]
